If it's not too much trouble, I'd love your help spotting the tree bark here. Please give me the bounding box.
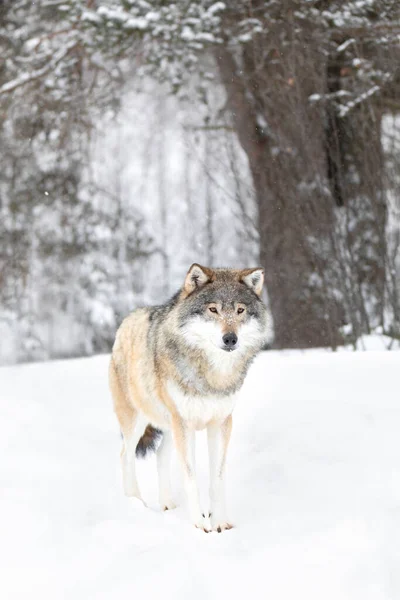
[216,45,342,348]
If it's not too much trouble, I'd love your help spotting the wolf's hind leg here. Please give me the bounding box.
[109,358,146,500]
[120,412,147,499]
[207,415,233,532]
[157,431,176,511]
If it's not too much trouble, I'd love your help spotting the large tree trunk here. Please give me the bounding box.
[215,0,396,349]
[216,44,343,348]
[254,154,341,348]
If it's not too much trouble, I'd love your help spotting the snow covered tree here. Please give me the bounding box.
[1,0,399,351]
[77,0,400,348]
[0,0,158,362]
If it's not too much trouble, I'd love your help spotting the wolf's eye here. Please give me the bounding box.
[209,306,218,314]
[237,307,245,314]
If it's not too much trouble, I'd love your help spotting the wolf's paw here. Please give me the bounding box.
[211,517,234,533]
[159,492,177,511]
[162,501,177,511]
[193,515,211,533]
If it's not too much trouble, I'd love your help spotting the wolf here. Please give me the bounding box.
[109,264,268,533]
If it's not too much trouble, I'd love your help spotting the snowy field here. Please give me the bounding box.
[1,345,400,599]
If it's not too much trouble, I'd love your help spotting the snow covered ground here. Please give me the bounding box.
[1,346,400,599]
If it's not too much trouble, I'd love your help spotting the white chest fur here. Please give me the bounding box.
[167,380,236,430]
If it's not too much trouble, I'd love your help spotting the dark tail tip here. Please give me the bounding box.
[135,425,163,458]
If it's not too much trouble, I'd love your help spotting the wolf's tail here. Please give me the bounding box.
[135,425,163,458]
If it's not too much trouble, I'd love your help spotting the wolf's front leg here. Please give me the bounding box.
[207,415,233,532]
[171,416,210,532]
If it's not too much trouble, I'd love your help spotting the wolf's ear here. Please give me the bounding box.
[240,268,264,297]
[184,264,214,295]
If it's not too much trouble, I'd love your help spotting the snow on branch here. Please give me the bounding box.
[309,90,351,103]
[336,38,355,53]
[0,41,77,96]
[338,85,381,118]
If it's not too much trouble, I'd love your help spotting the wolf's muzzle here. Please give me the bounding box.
[222,332,238,351]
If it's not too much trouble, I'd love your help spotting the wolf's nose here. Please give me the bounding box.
[223,332,238,349]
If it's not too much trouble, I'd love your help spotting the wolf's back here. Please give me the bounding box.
[112,308,150,358]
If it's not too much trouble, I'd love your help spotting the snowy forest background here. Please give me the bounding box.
[1,0,400,364]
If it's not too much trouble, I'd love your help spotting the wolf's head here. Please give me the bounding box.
[176,264,268,358]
